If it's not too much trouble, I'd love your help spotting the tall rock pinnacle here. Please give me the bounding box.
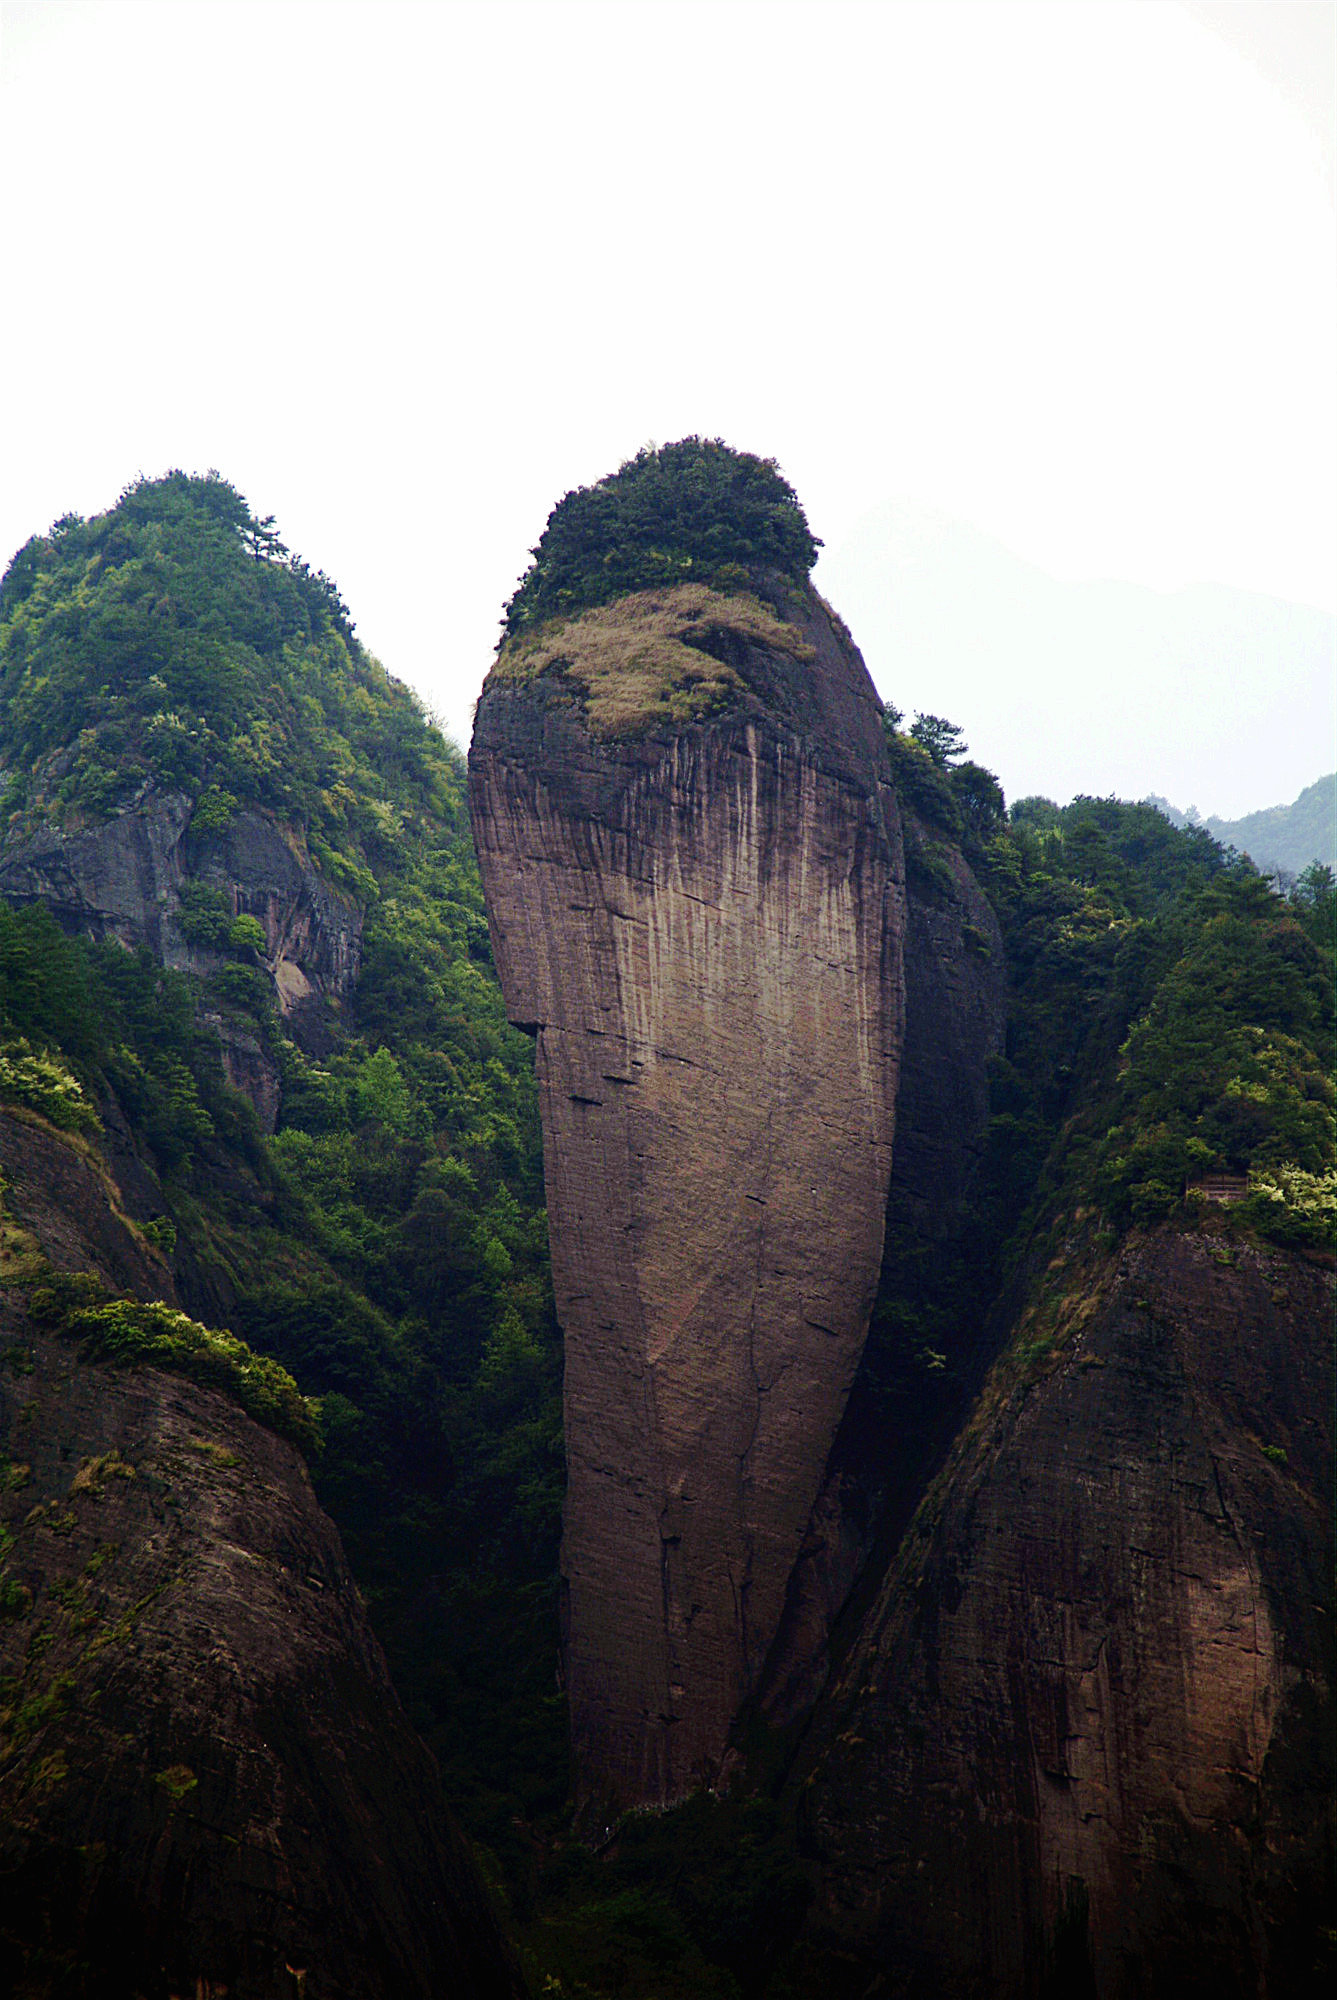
[468,443,904,1814]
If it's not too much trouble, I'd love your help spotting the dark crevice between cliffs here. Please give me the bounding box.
[737,808,1011,1773]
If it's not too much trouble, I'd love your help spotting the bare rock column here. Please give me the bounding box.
[469,585,904,1815]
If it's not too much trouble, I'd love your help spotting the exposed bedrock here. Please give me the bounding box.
[0,785,361,1124]
[0,1113,525,2000]
[469,586,904,1815]
[792,1226,1334,1998]
[752,818,1007,1729]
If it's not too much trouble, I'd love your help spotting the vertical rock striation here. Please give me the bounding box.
[751,817,1007,1730]
[470,582,904,1815]
[792,1225,1333,1997]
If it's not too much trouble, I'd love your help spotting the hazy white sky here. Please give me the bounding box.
[1,0,1333,811]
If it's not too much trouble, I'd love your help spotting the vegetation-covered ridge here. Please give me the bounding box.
[0,470,454,896]
[502,439,820,637]
[0,474,567,1864]
[489,584,814,740]
[877,705,1334,1258]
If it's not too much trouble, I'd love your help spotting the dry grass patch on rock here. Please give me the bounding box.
[490,584,813,740]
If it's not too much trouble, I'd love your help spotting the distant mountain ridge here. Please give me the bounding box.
[816,502,1336,815]
[1146,774,1335,875]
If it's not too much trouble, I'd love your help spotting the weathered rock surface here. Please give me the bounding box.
[752,819,1007,1729]
[469,583,904,1815]
[0,787,361,1125]
[791,1225,1333,1998]
[881,822,1007,1244]
[0,1114,525,2000]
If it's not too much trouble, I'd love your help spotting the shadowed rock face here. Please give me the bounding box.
[469,585,904,1816]
[0,788,361,1125]
[792,1226,1334,1999]
[751,821,1007,1730]
[0,1112,525,2000]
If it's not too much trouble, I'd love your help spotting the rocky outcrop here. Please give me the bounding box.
[469,582,904,1817]
[0,786,361,1125]
[188,807,362,1038]
[0,784,194,958]
[791,1224,1333,1998]
[0,1113,525,2000]
[751,818,1007,1729]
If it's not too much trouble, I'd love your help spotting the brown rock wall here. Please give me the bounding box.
[752,821,1007,1730]
[793,1226,1333,1998]
[470,593,904,1816]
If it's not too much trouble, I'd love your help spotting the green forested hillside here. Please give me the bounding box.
[0,474,568,1852]
[987,793,1333,1251]
[0,472,1332,1998]
[1208,774,1336,877]
[877,718,1332,1272]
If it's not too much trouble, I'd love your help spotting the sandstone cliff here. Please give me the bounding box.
[0,786,360,1127]
[752,814,1007,1730]
[470,581,904,1815]
[791,1222,1333,1998]
[0,1110,526,2000]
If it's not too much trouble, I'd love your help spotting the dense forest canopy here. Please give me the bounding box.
[891,729,1336,1255]
[0,471,451,890]
[502,438,821,635]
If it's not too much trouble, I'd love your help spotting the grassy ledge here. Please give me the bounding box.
[488,584,814,741]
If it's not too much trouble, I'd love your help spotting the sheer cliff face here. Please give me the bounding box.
[0,1112,524,2000]
[469,586,904,1815]
[752,823,1007,1730]
[794,1225,1333,1997]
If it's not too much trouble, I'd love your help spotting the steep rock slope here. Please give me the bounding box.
[881,823,1007,1243]
[470,575,904,1814]
[792,1223,1333,1999]
[753,818,1006,1729]
[0,1109,525,2000]
[0,790,360,1125]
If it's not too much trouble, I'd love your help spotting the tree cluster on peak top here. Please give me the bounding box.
[0,471,455,878]
[502,438,821,636]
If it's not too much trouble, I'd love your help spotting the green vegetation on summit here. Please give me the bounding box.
[501,438,820,635]
[488,440,832,742]
[0,470,449,898]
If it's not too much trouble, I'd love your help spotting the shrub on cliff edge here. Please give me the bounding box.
[28,1273,322,1457]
